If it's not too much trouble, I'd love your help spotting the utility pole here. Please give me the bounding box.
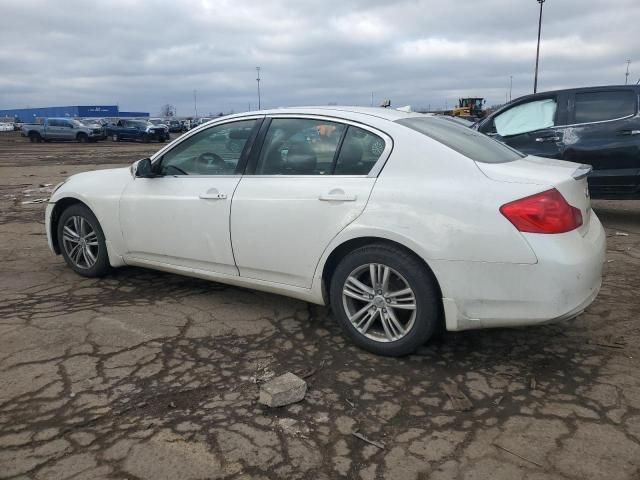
[371,92,374,107]
[625,59,631,85]
[256,67,261,110]
[533,0,546,93]
[193,90,198,118]
[509,75,513,102]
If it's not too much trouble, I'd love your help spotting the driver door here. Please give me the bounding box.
[119,118,261,275]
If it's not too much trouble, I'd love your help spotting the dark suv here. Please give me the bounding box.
[476,85,640,199]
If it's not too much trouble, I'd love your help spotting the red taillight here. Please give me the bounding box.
[500,188,583,234]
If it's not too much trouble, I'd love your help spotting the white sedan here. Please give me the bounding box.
[45,107,606,356]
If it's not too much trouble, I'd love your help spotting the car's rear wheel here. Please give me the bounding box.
[112,134,119,142]
[329,244,439,356]
[57,204,110,277]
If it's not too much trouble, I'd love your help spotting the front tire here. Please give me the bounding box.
[111,134,119,142]
[57,204,110,277]
[329,244,440,356]
[77,133,88,143]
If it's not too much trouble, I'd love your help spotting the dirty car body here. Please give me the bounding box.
[476,85,640,199]
[45,107,606,356]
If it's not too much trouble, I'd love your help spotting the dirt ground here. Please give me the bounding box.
[1,130,639,480]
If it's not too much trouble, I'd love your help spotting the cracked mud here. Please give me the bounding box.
[1,131,639,479]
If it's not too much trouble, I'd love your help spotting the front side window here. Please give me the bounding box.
[574,90,636,124]
[256,118,345,175]
[493,98,557,136]
[334,126,386,175]
[160,119,255,175]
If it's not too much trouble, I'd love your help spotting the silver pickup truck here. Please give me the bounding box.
[21,118,104,143]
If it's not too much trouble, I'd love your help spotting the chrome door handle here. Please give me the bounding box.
[535,136,560,143]
[319,193,357,202]
[199,190,227,200]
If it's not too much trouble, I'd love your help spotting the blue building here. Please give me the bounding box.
[0,105,149,122]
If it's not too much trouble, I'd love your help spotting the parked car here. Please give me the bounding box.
[475,85,640,199]
[167,119,183,133]
[78,119,107,140]
[46,107,605,356]
[106,119,169,143]
[0,122,13,132]
[21,118,104,143]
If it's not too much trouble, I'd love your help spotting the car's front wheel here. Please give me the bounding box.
[57,204,110,277]
[330,244,440,356]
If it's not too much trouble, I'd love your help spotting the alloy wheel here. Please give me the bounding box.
[342,263,417,342]
[62,215,99,269]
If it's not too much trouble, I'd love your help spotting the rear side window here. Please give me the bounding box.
[574,90,636,123]
[397,116,523,164]
[334,126,385,175]
[256,118,346,175]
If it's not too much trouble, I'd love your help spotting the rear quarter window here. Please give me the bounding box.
[573,90,637,123]
[396,116,524,164]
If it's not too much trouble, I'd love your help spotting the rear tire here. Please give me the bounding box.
[57,204,110,278]
[329,244,440,356]
[111,134,119,142]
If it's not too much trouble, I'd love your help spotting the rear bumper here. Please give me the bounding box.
[436,211,606,331]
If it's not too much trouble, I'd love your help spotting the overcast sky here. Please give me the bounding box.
[1,0,639,116]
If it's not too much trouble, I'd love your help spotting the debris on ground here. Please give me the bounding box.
[21,198,48,204]
[259,372,307,407]
[297,359,326,379]
[352,431,385,450]
[592,335,626,349]
[250,362,276,384]
[493,396,504,406]
[168,401,176,409]
[442,381,473,411]
[615,232,629,236]
[530,377,537,390]
[493,443,544,468]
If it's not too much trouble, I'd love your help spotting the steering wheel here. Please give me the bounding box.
[196,152,225,170]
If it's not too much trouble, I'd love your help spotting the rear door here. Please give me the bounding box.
[563,88,640,196]
[479,93,568,159]
[230,116,391,288]
[46,119,66,140]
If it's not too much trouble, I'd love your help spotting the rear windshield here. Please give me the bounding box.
[396,116,524,163]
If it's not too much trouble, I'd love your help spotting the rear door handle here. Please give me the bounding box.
[319,189,357,202]
[199,188,227,200]
[535,135,561,143]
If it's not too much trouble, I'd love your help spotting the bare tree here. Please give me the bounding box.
[159,104,175,117]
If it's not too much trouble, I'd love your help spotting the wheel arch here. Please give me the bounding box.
[321,236,444,319]
[49,197,92,254]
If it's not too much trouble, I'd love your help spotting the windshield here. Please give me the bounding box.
[396,116,523,164]
[149,119,164,125]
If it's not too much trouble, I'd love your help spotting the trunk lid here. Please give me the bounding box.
[476,155,592,235]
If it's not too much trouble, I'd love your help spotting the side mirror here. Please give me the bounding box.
[133,158,155,178]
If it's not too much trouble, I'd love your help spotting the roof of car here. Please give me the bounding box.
[222,106,424,123]
[510,84,640,103]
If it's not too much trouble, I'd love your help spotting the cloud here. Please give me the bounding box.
[0,0,638,115]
